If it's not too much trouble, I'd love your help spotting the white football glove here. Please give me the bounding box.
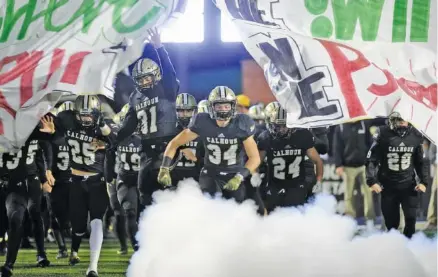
[312,181,322,193]
[250,173,265,187]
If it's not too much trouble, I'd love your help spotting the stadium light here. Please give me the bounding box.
[161,0,204,43]
[221,12,242,42]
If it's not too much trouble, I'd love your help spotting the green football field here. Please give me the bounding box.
[0,240,131,277]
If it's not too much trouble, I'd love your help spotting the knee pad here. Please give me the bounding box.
[90,218,103,231]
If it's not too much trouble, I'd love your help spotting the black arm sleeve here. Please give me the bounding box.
[332,125,344,168]
[414,145,430,186]
[104,150,116,183]
[156,46,179,97]
[115,107,138,145]
[39,141,53,170]
[311,127,329,154]
[35,145,47,183]
[365,139,381,186]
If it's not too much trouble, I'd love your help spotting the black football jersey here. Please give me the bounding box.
[117,134,141,176]
[189,113,255,174]
[55,111,111,174]
[118,47,179,144]
[257,129,314,186]
[0,127,53,180]
[366,125,427,188]
[40,136,71,181]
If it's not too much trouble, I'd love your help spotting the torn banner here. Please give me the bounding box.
[216,0,437,143]
[0,0,186,152]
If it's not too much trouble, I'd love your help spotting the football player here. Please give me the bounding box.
[158,86,260,202]
[255,102,323,212]
[53,95,115,277]
[0,116,55,277]
[105,104,140,254]
[39,101,73,259]
[366,112,429,238]
[248,105,266,140]
[197,100,209,113]
[115,29,179,210]
[171,93,204,185]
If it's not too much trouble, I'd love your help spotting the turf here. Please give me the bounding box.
[0,240,131,277]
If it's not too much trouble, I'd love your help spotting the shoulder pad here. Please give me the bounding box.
[236,114,255,131]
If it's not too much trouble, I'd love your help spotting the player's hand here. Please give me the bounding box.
[312,181,322,193]
[148,27,162,48]
[250,173,264,187]
[42,182,53,193]
[370,183,382,193]
[91,139,106,152]
[157,167,172,187]
[181,148,197,162]
[46,170,55,186]
[224,174,244,191]
[335,167,343,176]
[39,116,55,134]
[415,183,426,193]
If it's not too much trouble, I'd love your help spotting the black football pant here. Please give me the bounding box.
[381,186,419,238]
[70,174,108,253]
[171,170,199,186]
[108,174,138,250]
[265,184,308,213]
[4,175,46,268]
[304,169,317,202]
[198,170,246,203]
[0,189,8,241]
[50,180,70,251]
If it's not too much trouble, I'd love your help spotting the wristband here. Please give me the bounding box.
[161,156,173,168]
[239,168,251,179]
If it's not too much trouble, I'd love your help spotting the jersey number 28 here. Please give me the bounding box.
[387,153,412,171]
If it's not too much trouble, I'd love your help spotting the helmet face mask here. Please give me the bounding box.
[74,95,101,129]
[132,58,162,90]
[207,86,237,121]
[177,108,196,128]
[176,93,197,128]
[265,101,290,139]
[389,112,410,136]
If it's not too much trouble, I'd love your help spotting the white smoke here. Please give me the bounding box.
[128,179,437,277]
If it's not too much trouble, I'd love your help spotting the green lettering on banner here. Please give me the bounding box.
[44,0,106,33]
[111,0,163,33]
[0,0,165,43]
[410,0,430,42]
[392,0,408,42]
[306,0,386,41]
[331,0,385,41]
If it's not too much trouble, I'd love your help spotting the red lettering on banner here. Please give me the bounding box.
[397,79,437,110]
[367,63,398,96]
[21,51,44,106]
[318,40,367,118]
[61,52,91,84]
[0,91,16,135]
[319,40,437,113]
[0,49,91,136]
[41,49,65,90]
